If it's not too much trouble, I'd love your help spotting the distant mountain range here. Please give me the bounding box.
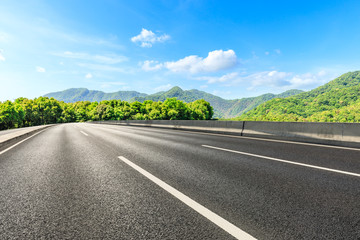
[44,87,303,118]
[44,71,360,122]
[44,88,147,103]
[238,71,360,122]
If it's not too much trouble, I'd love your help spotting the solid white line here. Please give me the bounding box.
[202,145,360,177]
[185,129,360,151]
[80,131,89,136]
[0,128,48,155]
[118,156,256,240]
[89,123,360,152]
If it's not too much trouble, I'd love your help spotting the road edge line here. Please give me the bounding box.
[202,145,360,177]
[0,128,49,155]
[89,123,360,152]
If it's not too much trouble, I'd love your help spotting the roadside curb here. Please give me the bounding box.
[0,125,54,151]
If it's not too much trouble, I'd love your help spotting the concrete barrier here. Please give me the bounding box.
[0,125,54,151]
[94,120,245,135]
[242,121,360,147]
[90,120,360,148]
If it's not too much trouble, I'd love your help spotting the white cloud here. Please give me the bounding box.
[287,71,330,88]
[196,72,239,84]
[141,60,163,71]
[193,68,333,91]
[225,70,333,91]
[85,73,92,79]
[274,49,281,54]
[265,51,270,55]
[131,28,170,48]
[154,84,172,92]
[0,49,5,61]
[247,71,291,88]
[141,50,237,74]
[165,49,237,74]
[36,66,46,72]
[54,51,127,64]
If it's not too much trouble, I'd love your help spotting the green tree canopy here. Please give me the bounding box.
[0,97,214,130]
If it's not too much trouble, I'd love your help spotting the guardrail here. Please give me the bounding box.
[89,120,360,148]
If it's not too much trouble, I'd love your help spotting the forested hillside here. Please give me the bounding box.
[0,97,213,130]
[127,87,303,118]
[238,71,360,122]
[45,87,302,118]
[223,89,302,118]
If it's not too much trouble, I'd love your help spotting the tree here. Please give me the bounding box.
[0,96,215,130]
[0,101,18,130]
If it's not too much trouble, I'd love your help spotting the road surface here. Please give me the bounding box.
[0,123,359,239]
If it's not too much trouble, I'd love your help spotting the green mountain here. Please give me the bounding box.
[44,87,303,118]
[238,71,360,122]
[129,87,302,118]
[44,88,147,102]
[223,89,303,118]
[131,86,234,117]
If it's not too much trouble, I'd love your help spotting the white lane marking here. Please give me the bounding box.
[202,145,360,178]
[88,123,360,152]
[80,131,89,136]
[0,128,48,155]
[182,129,360,151]
[118,156,256,240]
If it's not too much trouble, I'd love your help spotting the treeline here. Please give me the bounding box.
[0,97,213,130]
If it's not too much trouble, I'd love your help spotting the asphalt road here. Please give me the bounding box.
[0,123,359,239]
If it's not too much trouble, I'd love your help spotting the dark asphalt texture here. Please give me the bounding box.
[0,123,359,239]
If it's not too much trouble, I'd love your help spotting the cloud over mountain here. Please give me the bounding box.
[142,49,238,74]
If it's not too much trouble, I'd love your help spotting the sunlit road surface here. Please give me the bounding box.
[0,123,359,239]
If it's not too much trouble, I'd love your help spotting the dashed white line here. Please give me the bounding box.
[80,131,89,136]
[118,156,256,240]
[202,145,360,177]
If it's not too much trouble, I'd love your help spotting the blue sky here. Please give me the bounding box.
[1,0,360,101]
